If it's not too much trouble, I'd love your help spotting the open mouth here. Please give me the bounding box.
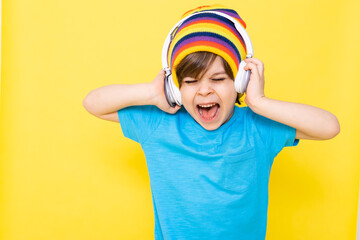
[196,103,220,122]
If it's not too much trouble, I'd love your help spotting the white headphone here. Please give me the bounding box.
[162,10,254,107]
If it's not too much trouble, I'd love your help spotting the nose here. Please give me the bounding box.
[197,80,214,96]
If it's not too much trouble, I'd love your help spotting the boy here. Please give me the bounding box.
[83,4,340,240]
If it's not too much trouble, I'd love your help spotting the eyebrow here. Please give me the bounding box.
[209,71,227,77]
[184,71,227,80]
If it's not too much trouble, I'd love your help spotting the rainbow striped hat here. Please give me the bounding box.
[168,4,248,87]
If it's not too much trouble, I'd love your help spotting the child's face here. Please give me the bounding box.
[179,56,238,131]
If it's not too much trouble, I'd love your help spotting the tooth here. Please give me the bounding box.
[199,103,215,107]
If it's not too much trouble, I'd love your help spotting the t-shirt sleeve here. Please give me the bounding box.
[246,107,299,158]
[117,105,164,144]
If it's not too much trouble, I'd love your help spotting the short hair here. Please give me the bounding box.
[174,51,243,105]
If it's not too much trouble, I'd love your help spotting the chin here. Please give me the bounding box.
[200,124,221,131]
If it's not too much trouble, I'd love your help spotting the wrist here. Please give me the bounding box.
[145,82,160,106]
[247,96,269,114]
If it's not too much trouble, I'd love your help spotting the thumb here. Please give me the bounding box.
[168,105,181,114]
[154,69,166,83]
[158,69,165,77]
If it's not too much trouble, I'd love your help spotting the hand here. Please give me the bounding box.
[243,58,267,109]
[150,69,182,114]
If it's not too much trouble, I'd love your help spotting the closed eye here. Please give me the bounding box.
[184,80,197,84]
[212,78,225,81]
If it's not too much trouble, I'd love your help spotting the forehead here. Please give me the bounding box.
[186,56,228,79]
[204,57,227,75]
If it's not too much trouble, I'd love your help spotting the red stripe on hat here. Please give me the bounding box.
[237,18,246,29]
[181,5,212,18]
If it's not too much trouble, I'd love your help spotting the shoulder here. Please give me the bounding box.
[117,104,164,116]
[233,105,254,122]
[117,105,166,128]
[237,105,271,124]
[233,105,273,133]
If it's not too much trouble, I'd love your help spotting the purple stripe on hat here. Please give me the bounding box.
[177,16,238,35]
[170,35,240,68]
[215,10,241,20]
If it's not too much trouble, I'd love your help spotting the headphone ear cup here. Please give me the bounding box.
[165,73,182,107]
[164,74,176,107]
[234,60,250,94]
[170,76,182,106]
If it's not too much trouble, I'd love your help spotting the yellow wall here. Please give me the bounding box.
[1,0,359,239]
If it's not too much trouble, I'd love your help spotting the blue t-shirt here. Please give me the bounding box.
[117,105,299,240]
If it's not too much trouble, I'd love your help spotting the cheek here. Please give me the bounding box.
[180,89,192,106]
[180,90,195,115]
[217,84,237,99]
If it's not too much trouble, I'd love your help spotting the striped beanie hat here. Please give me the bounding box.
[168,4,247,87]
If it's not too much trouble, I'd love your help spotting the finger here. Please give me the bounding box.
[167,104,178,111]
[244,58,264,77]
[159,69,165,76]
[245,57,263,65]
[156,69,166,82]
[169,105,181,114]
[243,62,260,78]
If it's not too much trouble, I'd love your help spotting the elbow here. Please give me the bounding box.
[331,121,341,138]
[82,97,88,109]
[83,91,108,117]
[82,95,91,112]
[315,116,340,140]
[82,92,98,115]
[326,117,341,139]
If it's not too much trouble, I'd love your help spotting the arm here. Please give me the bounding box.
[249,97,340,140]
[243,58,340,140]
[82,70,181,121]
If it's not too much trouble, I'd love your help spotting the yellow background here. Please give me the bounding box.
[1,0,359,239]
